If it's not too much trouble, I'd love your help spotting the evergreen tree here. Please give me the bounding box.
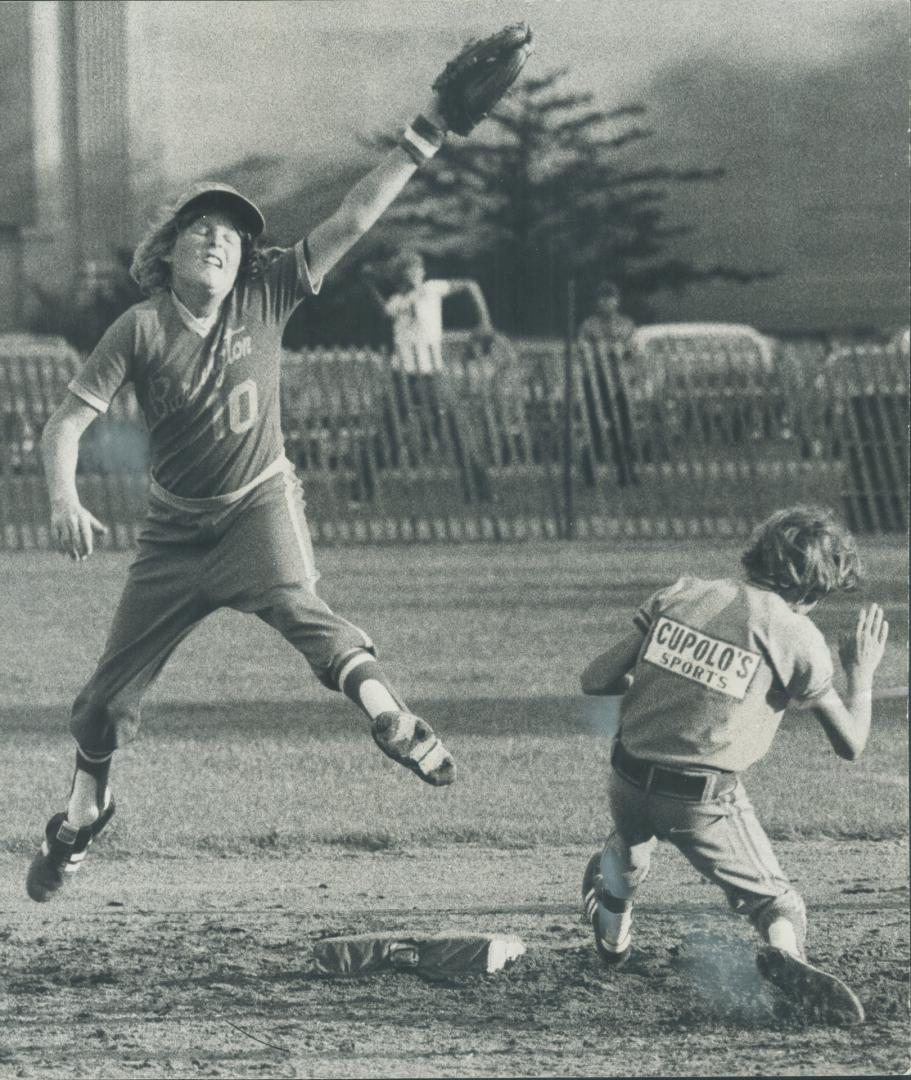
[375,68,773,336]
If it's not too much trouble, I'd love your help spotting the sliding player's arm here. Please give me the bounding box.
[804,603,888,761]
[581,630,644,696]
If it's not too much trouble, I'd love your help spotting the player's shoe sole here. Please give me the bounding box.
[756,946,865,1025]
[371,711,456,786]
[582,850,632,967]
[26,799,116,903]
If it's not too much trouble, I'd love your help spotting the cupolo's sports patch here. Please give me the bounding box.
[643,616,761,699]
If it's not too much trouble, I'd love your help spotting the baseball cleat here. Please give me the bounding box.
[371,711,456,786]
[592,905,633,967]
[582,850,601,923]
[26,799,116,903]
[756,946,865,1025]
[582,850,633,966]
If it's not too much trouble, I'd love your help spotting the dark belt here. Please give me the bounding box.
[611,742,736,802]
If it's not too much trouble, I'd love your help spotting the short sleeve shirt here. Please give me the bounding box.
[68,242,319,498]
[619,576,834,771]
[386,280,452,373]
[578,312,635,345]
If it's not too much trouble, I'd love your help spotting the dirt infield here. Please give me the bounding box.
[2,837,907,1078]
[2,541,907,1076]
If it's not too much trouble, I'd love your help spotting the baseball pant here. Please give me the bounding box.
[70,465,373,758]
[600,763,805,939]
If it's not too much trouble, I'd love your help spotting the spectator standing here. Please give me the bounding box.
[365,252,493,502]
[578,280,636,347]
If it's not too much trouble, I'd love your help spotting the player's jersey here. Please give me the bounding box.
[619,576,834,772]
[69,242,319,498]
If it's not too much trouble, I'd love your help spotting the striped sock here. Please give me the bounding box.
[336,652,406,721]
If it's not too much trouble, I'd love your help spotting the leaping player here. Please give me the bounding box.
[25,22,535,902]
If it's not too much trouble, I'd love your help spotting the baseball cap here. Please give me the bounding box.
[171,181,266,238]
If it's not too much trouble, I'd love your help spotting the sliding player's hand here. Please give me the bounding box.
[838,603,889,684]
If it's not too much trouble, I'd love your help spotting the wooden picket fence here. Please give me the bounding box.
[0,330,907,549]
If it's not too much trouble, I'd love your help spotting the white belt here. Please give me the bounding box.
[149,455,291,512]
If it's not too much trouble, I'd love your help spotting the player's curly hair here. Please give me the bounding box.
[129,201,267,296]
[741,505,861,605]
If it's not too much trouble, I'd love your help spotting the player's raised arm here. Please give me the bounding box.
[581,630,643,696]
[806,603,889,760]
[306,96,447,283]
[41,394,108,561]
[306,23,534,282]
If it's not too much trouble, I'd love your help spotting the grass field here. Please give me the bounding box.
[0,539,907,1077]
[1,540,906,850]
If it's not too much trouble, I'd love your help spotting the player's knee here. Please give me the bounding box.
[71,688,110,721]
[601,832,651,899]
[326,646,379,693]
[70,688,136,752]
[260,592,376,688]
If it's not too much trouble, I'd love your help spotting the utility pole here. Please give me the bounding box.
[58,0,84,301]
[562,276,576,540]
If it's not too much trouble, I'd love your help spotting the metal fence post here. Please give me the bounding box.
[562,277,576,539]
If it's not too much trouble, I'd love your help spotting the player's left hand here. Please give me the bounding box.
[431,23,534,137]
[837,603,889,683]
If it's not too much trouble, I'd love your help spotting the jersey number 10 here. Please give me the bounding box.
[214,379,259,439]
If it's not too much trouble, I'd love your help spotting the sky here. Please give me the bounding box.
[141,0,899,178]
[26,0,911,333]
[124,0,909,334]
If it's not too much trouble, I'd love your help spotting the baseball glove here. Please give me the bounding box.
[432,23,535,136]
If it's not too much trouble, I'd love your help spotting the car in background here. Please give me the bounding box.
[889,327,909,355]
[621,323,778,448]
[629,322,774,388]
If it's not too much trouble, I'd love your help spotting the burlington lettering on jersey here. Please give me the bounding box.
[69,243,317,499]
